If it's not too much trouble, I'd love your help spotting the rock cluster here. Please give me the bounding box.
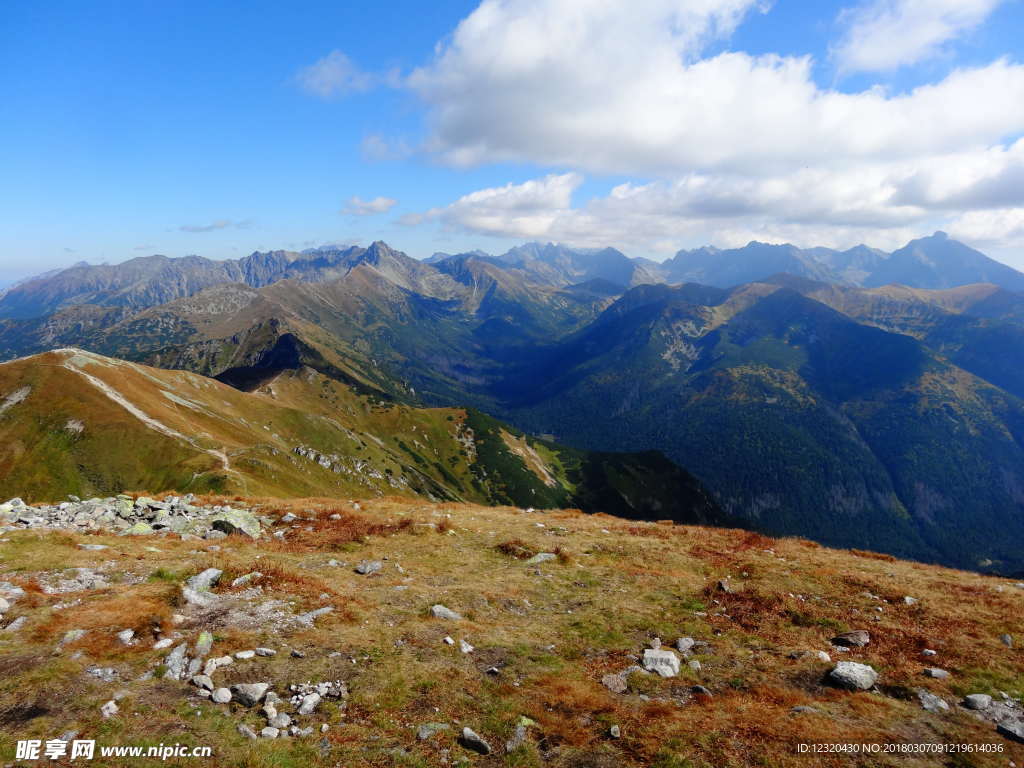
[0,495,263,539]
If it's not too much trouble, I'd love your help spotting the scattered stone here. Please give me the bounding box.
[602,673,628,694]
[100,700,118,718]
[2,616,26,632]
[186,568,222,592]
[791,705,821,715]
[922,649,937,656]
[459,639,474,654]
[78,543,108,551]
[270,713,292,729]
[60,628,86,646]
[526,553,556,564]
[903,596,918,605]
[260,727,279,739]
[237,724,258,740]
[831,630,870,648]
[164,643,189,679]
[676,637,695,654]
[642,648,680,678]
[210,509,261,539]
[212,688,232,704]
[691,685,713,697]
[924,667,950,679]
[716,578,732,593]
[296,606,333,626]
[460,727,491,755]
[609,724,621,738]
[430,604,462,620]
[688,659,702,673]
[298,693,322,715]
[235,650,256,660]
[231,572,262,588]
[232,683,270,707]
[116,628,134,646]
[829,661,878,690]
[255,647,276,657]
[1000,634,1013,649]
[816,651,831,663]
[963,694,992,710]
[290,649,305,658]
[417,722,450,741]
[355,560,382,575]
[917,689,949,713]
[997,721,1024,744]
[153,638,174,650]
[191,675,214,691]
[181,586,218,608]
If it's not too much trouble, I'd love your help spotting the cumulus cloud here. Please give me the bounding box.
[341,196,398,216]
[296,50,374,99]
[392,0,1024,251]
[833,0,1004,74]
[407,0,1024,176]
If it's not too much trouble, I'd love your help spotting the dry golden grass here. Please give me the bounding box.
[0,497,1021,767]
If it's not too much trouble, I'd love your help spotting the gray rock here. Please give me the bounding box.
[609,724,621,738]
[86,666,119,683]
[997,720,1024,744]
[153,638,174,650]
[2,616,26,632]
[255,647,276,657]
[642,648,680,678]
[191,675,214,691]
[903,596,918,605]
[60,628,87,646]
[210,509,261,539]
[231,683,270,707]
[691,685,713,697]
[163,643,189,679]
[922,649,937,656]
[716,578,732,593]
[916,689,949,713]
[791,705,822,715]
[212,688,232,704]
[459,639,474,654]
[924,667,950,679]
[78,543,109,551]
[260,727,279,739]
[430,604,462,620]
[270,713,292,729]
[116,628,134,646]
[676,637,695,653]
[121,522,153,536]
[235,650,256,660]
[296,606,333,626]
[355,560,382,575]
[231,572,262,588]
[1000,634,1013,649]
[829,661,878,690]
[831,630,870,648]
[688,659,702,673]
[298,692,322,715]
[181,586,218,608]
[417,722,450,740]
[186,568,222,591]
[602,673,627,694]
[963,693,992,710]
[100,700,118,718]
[460,727,491,755]
[237,724,258,740]
[526,552,556,564]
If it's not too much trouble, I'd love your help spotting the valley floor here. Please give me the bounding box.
[0,495,1022,767]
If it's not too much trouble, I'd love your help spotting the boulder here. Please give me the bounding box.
[355,560,382,575]
[231,683,270,707]
[831,630,870,648]
[460,727,491,755]
[829,661,878,690]
[963,694,992,710]
[163,643,189,679]
[642,648,680,678]
[298,692,322,715]
[212,688,232,704]
[210,509,261,539]
[924,667,950,679]
[916,689,949,713]
[185,568,222,592]
[997,721,1024,744]
[430,604,462,620]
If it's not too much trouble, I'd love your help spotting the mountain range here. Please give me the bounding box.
[2,233,1024,574]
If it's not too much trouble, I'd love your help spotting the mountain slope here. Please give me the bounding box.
[866,232,1024,291]
[0,349,725,525]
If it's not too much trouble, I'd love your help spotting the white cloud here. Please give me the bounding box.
[341,196,398,216]
[297,50,373,99]
[950,207,1024,248]
[833,0,1004,74]
[408,0,1024,177]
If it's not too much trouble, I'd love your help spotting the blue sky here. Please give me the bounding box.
[2,0,1024,282]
